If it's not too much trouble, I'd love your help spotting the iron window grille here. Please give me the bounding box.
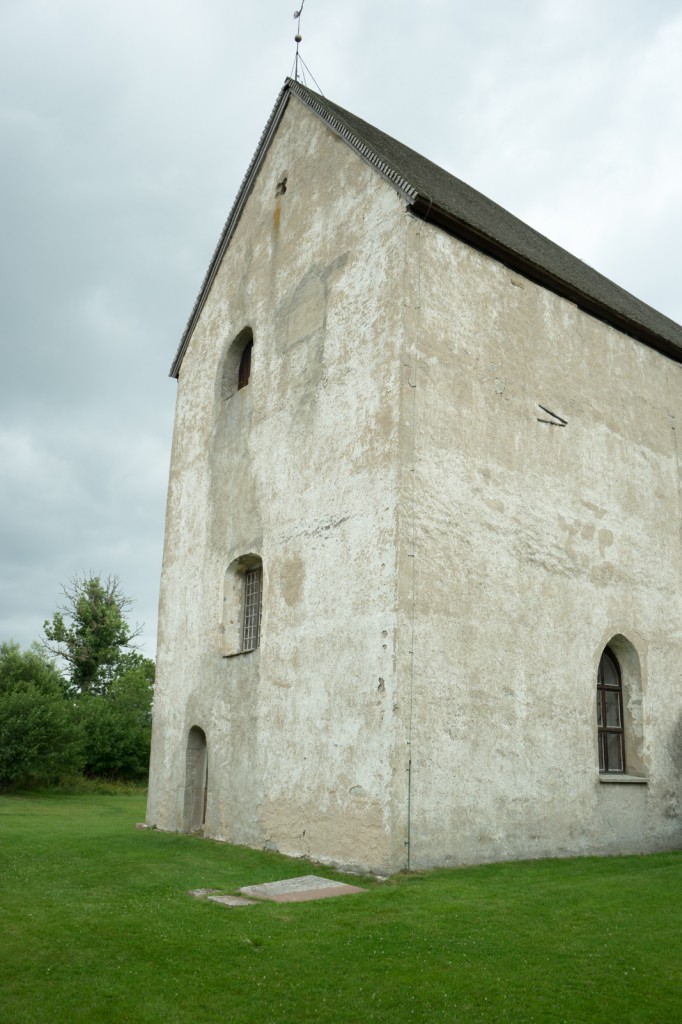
[242,566,262,651]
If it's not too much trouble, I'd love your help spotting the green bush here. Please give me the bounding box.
[0,641,154,788]
[0,642,83,788]
[76,653,154,780]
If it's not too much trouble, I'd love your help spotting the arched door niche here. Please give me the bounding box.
[183,726,208,832]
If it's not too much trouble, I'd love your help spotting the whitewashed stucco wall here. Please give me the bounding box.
[148,94,682,874]
[147,97,412,873]
[404,221,682,867]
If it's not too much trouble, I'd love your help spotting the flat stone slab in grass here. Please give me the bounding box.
[239,874,367,903]
[207,894,258,908]
[188,888,223,899]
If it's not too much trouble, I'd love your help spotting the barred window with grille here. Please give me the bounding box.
[242,565,263,651]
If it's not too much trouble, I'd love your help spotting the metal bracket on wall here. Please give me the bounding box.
[537,404,567,426]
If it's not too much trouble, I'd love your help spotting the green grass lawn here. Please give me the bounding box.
[1,793,679,1023]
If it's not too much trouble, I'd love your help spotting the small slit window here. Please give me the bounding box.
[597,646,625,773]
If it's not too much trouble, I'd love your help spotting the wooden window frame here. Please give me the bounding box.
[238,340,252,390]
[597,646,625,773]
[219,327,253,402]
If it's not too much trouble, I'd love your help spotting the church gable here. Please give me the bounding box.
[172,77,682,379]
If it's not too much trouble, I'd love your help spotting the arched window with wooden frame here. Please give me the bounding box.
[597,646,625,773]
[218,326,254,402]
[238,339,253,390]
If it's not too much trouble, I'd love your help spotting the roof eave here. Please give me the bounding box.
[411,197,682,365]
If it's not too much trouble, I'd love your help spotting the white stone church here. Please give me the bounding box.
[146,78,682,873]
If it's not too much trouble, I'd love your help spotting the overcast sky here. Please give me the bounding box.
[2,0,681,658]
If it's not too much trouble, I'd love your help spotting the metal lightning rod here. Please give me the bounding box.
[291,2,324,93]
[293,1,306,82]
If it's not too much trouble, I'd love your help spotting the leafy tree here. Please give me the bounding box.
[42,574,141,695]
[76,653,155,780]
[0,577,155,787]
[0,642,83,788]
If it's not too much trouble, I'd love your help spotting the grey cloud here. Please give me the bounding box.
[1,0,680,656]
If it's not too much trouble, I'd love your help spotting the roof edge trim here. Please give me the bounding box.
[287,80,419,203]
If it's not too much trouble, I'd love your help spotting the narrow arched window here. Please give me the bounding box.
[238,340,252,390]
[218,327,253,402]
[183,726,208,832]
[597,646,625,773]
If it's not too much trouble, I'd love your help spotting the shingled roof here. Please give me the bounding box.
[170,78,682,377]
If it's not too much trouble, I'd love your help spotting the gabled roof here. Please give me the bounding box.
[170,78,682,377]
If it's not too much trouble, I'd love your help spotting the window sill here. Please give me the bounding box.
[598,773,647,785]
[222,648,259,659]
